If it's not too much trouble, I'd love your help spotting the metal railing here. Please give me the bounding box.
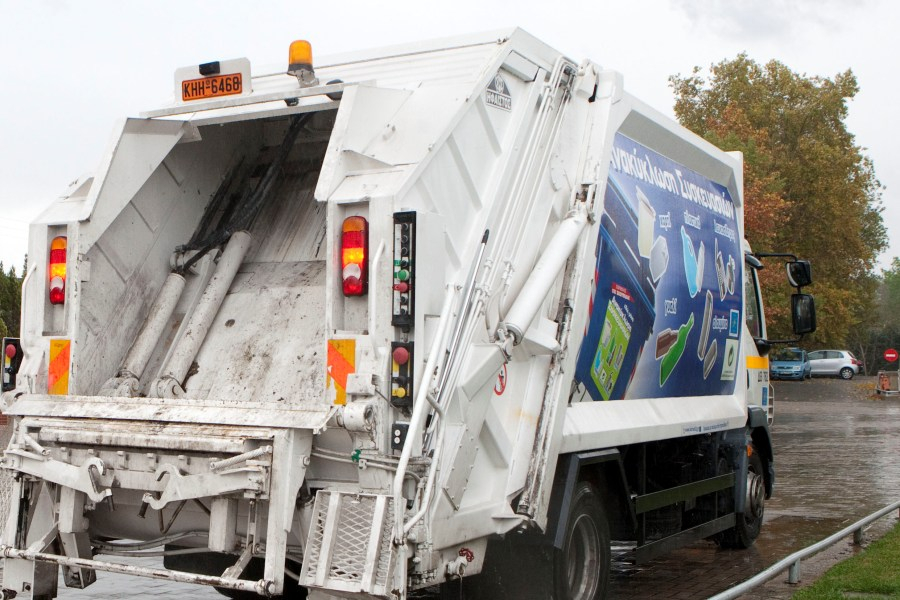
[708,499,900,599]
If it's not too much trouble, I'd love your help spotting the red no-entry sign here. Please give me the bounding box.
[885,348,899,363]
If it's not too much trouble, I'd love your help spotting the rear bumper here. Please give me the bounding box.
[770,371,804,380]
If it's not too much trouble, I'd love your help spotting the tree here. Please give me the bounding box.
[848,259,900,375]
[0,260,24,338]
[881,258,900,322]
[670,55,887,347]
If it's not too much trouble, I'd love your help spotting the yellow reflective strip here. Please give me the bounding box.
[48,339,71,395]
[746,356,768,370]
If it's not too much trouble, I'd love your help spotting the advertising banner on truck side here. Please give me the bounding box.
[576,132,743,401]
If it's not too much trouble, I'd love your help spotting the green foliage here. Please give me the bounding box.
[882,257,900,320]
[791,521,900,599]
[851,258,900,374]
[670,55,887,346]
[0,258,25,337]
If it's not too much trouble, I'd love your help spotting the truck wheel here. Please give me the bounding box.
[840,367,854,380]
[553,482,610,600]
[718,448,765,549]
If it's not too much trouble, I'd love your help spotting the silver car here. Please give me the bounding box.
[807,349,863,380]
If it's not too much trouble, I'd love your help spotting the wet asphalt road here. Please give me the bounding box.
[7,376,899,598]
[607,375,900,599]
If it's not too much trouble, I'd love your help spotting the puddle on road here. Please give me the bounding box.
[608,514,888,598]
[611,514,842,576]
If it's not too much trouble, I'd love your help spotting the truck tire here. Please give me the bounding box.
[438,482,609,600]
[718,447,765,549]
[552,481,610,600]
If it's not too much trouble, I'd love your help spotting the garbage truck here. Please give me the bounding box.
[0,28,816,600]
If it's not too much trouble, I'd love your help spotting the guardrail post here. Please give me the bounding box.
[853,527,865,545]
[788,560,801,584]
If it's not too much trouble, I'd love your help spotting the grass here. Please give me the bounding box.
[792,520,900,599]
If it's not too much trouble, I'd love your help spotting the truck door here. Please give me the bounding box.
[744,255,771,419]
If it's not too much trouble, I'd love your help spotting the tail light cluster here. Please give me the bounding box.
[338,211,419,413]
[341,217,368,296]
[49,236,67,305]
[2,338,22,392]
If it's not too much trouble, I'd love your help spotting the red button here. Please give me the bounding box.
[393,346,410,365]
[5,344,15,359]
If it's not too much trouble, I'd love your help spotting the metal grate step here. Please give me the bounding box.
[300,490,396,598]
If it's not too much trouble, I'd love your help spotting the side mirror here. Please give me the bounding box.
[787,260,812,288]
[791,294,816,335]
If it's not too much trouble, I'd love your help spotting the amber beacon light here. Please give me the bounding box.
[288,40,318,86]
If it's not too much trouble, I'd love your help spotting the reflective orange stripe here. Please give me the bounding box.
[746,356,768,370]
[327,339,355,406]
[48,339,71,395]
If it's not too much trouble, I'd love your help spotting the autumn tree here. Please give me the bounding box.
[670,55,886,346]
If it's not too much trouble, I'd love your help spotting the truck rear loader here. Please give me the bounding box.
[0,29,816,600]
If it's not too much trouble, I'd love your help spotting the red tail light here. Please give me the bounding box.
[49,236,67,305]
[341,217,368,296]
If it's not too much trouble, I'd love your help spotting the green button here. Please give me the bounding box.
[396,269,410,281]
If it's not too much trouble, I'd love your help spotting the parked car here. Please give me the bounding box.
[807,349,863,380]
[770,347,811,380]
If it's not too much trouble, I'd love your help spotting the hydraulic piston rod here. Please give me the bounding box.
[151,230,252,398]
[501,205,587,344]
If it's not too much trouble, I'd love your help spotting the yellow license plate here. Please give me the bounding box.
[181,73,243,101]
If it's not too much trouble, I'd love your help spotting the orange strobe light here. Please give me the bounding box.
[288,40,318,86]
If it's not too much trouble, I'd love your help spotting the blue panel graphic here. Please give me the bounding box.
[574,133,743,401]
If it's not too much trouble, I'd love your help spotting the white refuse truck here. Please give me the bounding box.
[0,29,816,600]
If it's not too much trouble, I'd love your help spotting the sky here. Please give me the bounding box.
[0,0,897,273]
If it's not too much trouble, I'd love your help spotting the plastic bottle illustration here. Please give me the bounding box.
[659,313,694,386]
[681,227,704,298]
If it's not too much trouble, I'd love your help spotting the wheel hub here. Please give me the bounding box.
[567,514,600,599]
[745,470,765,519]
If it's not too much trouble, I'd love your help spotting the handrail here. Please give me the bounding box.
[407,230,492,533]
[392,286,457,542]
[424,231,491,449]
[708,499,900,599]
